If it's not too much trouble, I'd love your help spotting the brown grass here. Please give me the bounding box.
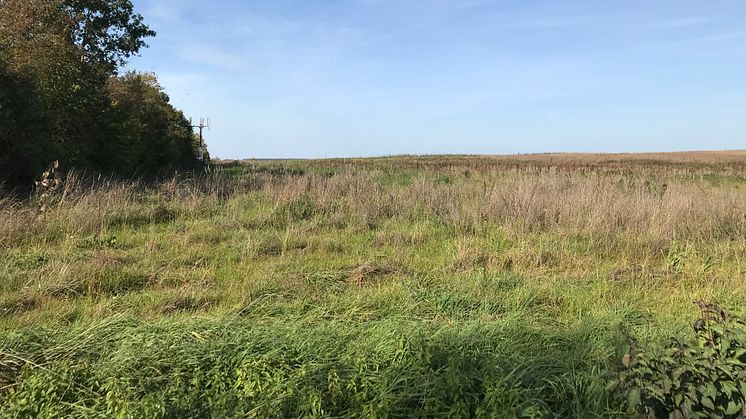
[2,155,746,251]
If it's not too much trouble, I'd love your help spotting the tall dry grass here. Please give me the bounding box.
[2,160,745,249]
[263,169,746,240]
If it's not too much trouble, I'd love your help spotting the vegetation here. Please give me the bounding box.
[0,0,201,186]
[1,154,746,417]
[611,301,746,418]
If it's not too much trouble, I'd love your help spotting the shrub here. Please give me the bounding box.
[610,301,746,418]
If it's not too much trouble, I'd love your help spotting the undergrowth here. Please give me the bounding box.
[611,301,746,418]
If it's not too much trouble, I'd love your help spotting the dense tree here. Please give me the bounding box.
[0,58,57,182]
[0,0,202,187]
[108,72,200,173]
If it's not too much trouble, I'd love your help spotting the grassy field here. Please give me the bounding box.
[2,153,746,417]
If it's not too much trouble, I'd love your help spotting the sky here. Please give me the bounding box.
[126,0,746,159]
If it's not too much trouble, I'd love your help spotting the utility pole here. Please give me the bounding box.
[190,117,210,161]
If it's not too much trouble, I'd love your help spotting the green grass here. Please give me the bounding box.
[1,157,746,417]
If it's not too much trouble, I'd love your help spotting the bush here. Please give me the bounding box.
[610,301,746,418]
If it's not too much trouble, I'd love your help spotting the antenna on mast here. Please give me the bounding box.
[190,117,210,161]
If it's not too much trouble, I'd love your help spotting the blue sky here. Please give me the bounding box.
[127,0,746,159]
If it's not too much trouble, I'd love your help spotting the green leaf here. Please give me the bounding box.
[725,402,741,415]
[701,396,715,410]
[627,388,641,409]
[605,379,619,392]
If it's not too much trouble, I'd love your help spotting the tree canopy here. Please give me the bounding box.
[0,0,202,187]
[64,0,156,73]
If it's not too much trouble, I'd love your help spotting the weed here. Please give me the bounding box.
[610,301,746,418]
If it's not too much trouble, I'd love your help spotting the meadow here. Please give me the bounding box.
[2,153,746,417]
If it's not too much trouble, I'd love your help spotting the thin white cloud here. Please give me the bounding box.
[196,14,299,40]
[503,14,600,30]
[358,0,499,10]
[536,108,563,118]
[178,44,250,72]
[680,29,746,44]
[662,30,746,54]
[628,17,713,29]
[654,17,712,28]
[144,0,191,25]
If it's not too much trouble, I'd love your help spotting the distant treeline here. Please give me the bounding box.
[0,0,204,186]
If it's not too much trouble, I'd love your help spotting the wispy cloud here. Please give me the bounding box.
[679,29,746,44]
[664,29,746,54]
[627,16,713,29]
[502,14,601,30]
[196,14,299,40]
[144,0,193,25]
[654,17,712,28]
[179,44,251,72]
[357,0,500,11]
[536,108,563,118]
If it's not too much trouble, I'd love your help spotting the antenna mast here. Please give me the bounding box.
[190,117,210,161]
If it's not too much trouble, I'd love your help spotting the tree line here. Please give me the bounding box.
[0,0,204,187]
